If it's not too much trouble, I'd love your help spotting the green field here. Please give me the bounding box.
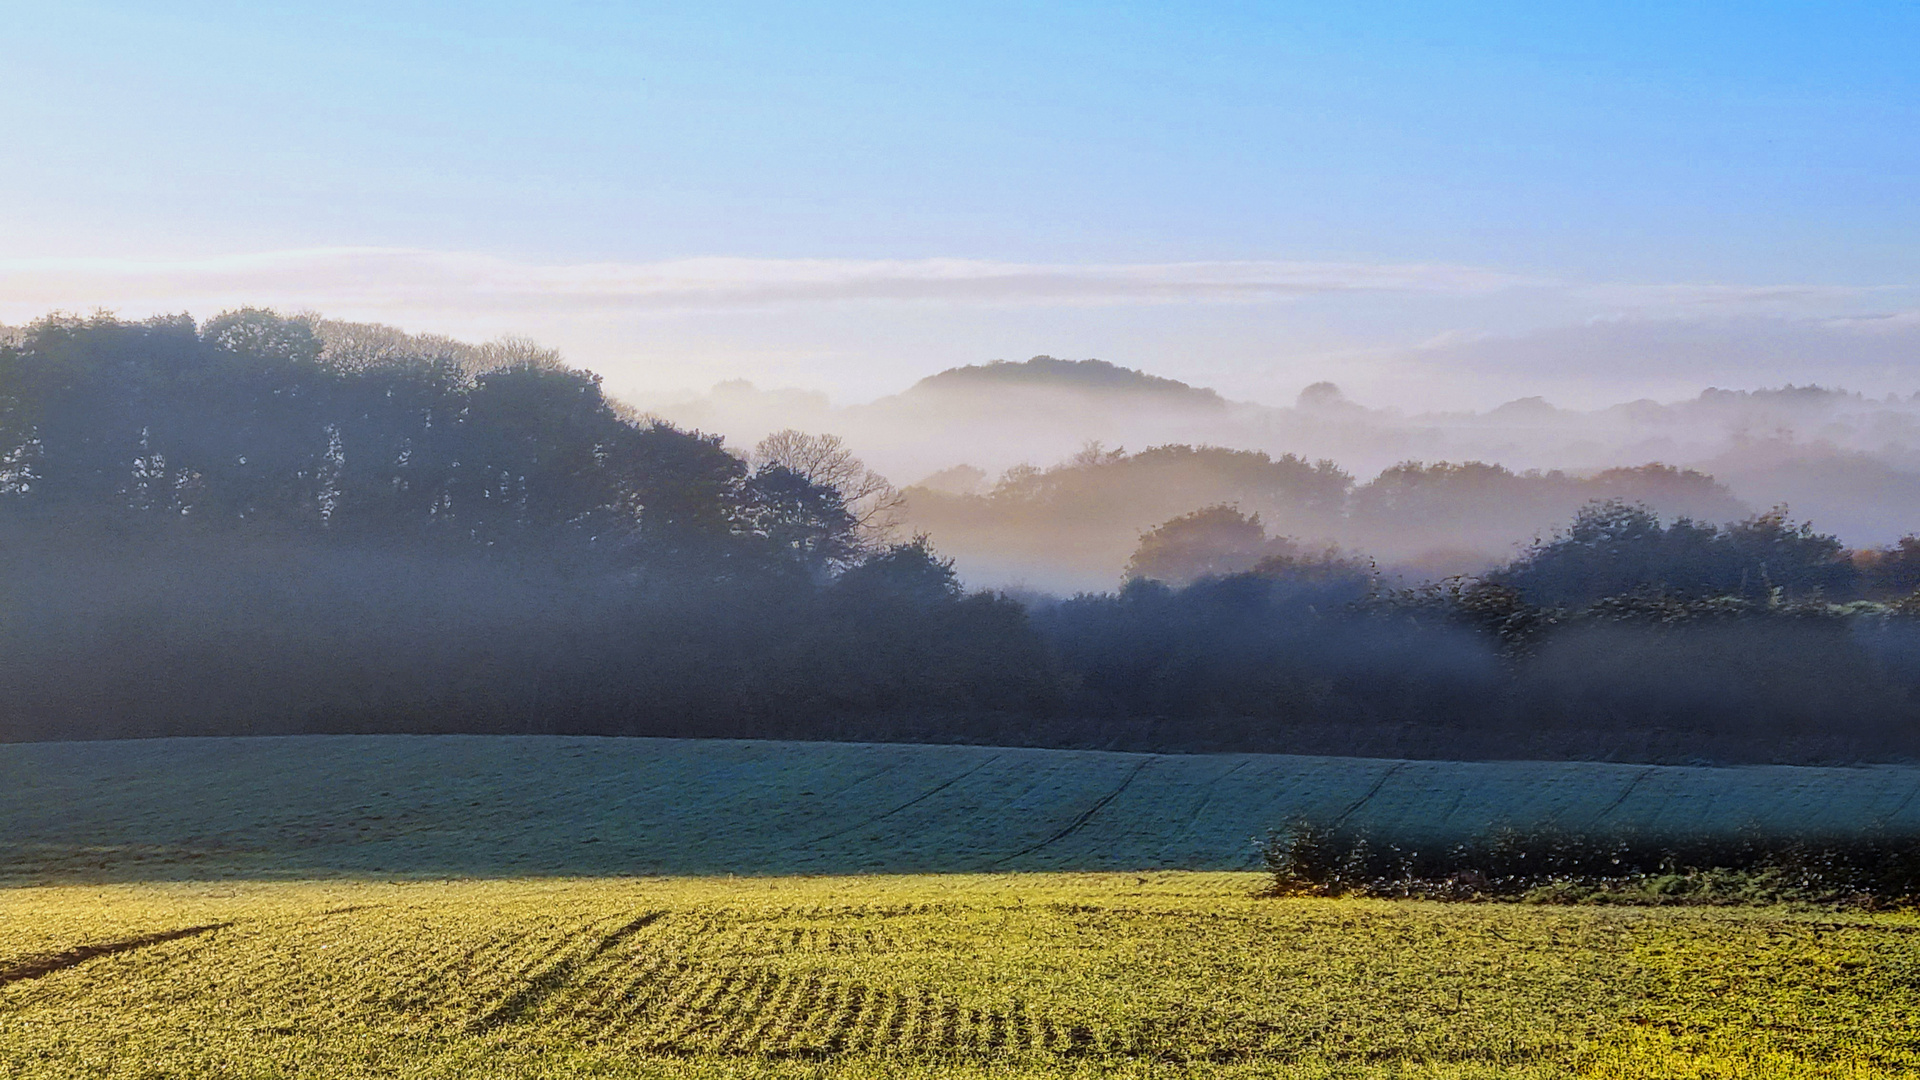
[5,736,1920,1078]
[4,874,1918,1079]
[6,736,1920,881]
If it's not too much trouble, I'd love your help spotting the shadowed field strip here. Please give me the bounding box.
[3,735,1919,881]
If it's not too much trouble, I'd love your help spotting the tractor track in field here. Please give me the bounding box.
[1593,767,1660,824]
[804,753,1005,847]
[0,923,230,985]
[421,910,1157,1057]
[991,757,1156,866]
[1331,761,1407,826]
[582,965,1128,1057]
[465,911,667,1033]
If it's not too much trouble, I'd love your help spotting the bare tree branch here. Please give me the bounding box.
[752,429,904,543]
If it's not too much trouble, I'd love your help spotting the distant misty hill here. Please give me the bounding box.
[649,355,1250,495]
[904,356,1227,408]
[645,361,1920,588]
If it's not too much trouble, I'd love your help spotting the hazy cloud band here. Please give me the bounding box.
[1,249,1556,319]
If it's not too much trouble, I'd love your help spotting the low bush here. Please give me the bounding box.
[1260,819,1920,907]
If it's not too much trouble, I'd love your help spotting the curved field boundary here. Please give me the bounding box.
[3,735,1918,880]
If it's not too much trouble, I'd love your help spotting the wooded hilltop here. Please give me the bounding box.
[7,310,1920,764]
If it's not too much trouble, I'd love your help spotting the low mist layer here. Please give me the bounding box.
[649,357,1920,591]
[6,311,1920,765]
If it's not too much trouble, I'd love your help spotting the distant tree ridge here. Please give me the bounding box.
[902,443,1353,588]
[903,447,1747,588]
[0,310,867,575]
[6,310,1920,765]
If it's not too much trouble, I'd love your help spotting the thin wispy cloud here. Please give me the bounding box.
[1390,312,1920,408]
[1570,282,1900,309]
[5,248,1895,327]
[0,249,1545,320]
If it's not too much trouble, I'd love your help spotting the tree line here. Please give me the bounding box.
[1126,496,1915,601]
[6,311,1920,764]
[901,443,1750,587]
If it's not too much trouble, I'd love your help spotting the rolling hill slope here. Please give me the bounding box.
[4,735,1918,882]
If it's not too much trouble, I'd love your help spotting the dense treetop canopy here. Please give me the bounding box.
[1491,500,1856,607]
[0,310,867,578]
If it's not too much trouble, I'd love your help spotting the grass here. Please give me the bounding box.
[3,873,1919,1079]
[7,735,1920,881]
[6,736,1919,1076]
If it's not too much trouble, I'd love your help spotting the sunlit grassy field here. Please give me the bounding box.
[3,872,1917,1079]
[7,737,1920,1076]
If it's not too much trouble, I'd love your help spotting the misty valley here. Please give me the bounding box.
[4,310,1920,766]
[13,8,1920,1076]
[9,311,1920,1079]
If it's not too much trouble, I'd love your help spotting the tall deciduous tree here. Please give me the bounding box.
[751,429,902,541]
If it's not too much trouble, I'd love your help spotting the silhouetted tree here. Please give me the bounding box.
[741,464,863,577]
[7,309,1920,764]
[1857,536,1920,599]
[752,429,902,541]
[1126,505,1275,585]
[834,536,962,607]
[1492,500,1855,607]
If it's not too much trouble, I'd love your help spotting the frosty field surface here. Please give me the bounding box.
[4,736,1919,882]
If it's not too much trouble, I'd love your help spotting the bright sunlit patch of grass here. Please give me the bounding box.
[1,873,1915,1079]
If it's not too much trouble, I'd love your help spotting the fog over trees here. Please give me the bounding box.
[904,447,1749,590]
[649,357,1920,589]
[7,310,1920,765]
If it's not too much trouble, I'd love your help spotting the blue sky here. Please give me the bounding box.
[3,1,1917,407]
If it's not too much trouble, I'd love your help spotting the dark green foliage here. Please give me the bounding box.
[1262,819,1920,906]
[740,464,863,577]
[833,535,962,606]
[1492,500,1856,607]
[0,310,762,562]
[1369,577,1549,652]
[0,528,1058,742]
